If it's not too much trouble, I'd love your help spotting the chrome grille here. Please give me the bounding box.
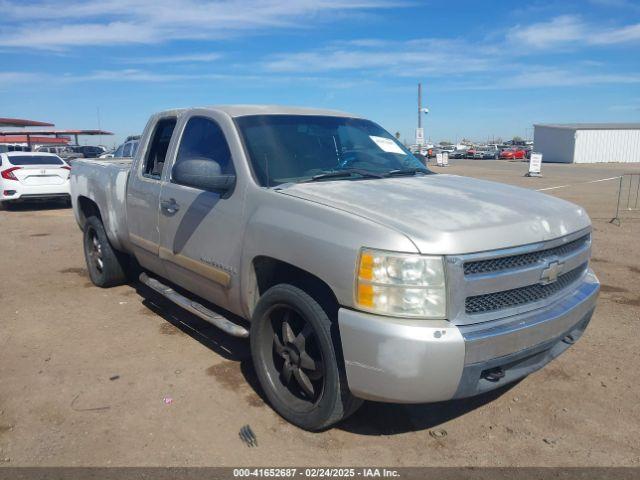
[463,234,590,276]
[465,263,587,314]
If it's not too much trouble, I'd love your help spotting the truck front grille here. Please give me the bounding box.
[463,234,590,276]
[465,263,587,314]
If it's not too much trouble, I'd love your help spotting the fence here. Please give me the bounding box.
[611,173,640,225]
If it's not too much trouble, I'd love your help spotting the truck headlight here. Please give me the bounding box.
[355,248,446,319]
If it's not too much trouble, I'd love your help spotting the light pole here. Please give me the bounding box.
[416,83,430,148]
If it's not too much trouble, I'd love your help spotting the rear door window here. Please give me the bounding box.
[143,118,177,179]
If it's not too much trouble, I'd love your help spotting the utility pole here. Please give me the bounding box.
[415,83,425,147]
[418,83,422,130]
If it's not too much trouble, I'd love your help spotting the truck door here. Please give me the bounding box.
[126,116,177,275]
[158,114,244,310]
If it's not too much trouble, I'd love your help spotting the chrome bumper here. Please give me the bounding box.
[338,269,599,403]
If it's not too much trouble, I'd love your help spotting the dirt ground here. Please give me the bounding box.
[1,159,639,467]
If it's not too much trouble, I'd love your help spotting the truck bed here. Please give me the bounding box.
[70,158,132,252]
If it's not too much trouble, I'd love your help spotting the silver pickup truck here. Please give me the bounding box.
[71,105,599,431]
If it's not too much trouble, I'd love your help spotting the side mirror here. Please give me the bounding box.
[172,158,236,194]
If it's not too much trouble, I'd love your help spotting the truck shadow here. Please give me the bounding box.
[133,280,518,435]
[133,281,269,406]
[134,281,251,362]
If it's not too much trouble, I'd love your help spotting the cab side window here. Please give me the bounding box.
[173,116,235,184]
[143,118,177,179]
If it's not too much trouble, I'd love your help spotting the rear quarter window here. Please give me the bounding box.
[7,155,64,166]
[113,145,124,157]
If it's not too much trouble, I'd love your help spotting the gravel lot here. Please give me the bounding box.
[1,159,639,467]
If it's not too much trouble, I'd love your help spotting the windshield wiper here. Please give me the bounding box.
[385,168,430,177]
[305,169,385,182]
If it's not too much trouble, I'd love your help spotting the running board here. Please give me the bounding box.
[139,272,249,338]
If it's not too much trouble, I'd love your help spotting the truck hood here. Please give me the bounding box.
[279,174,590,254]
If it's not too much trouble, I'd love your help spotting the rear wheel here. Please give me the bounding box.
[250,284,362,431]
[83,216,128,287]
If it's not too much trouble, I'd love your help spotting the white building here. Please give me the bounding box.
[533,123,640,163]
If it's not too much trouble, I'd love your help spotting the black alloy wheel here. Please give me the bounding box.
[86,225,105,274]
[250,284,362,430]
[83,216,128,287]
[264,304,325,409]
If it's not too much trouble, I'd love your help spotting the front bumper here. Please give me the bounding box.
[338,269,599,403]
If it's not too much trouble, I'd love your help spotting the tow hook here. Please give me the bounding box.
[562,333,576,345]
[482,367,506,382]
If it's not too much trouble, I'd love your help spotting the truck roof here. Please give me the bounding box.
[156,105,360,119]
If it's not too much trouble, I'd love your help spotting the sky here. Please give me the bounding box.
[1,0,639,147]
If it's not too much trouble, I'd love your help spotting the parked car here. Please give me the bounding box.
[499,148,526,160]
[70,105,599,431]
[449,149,467,159]
[0,144,29,153]
[36,145,83,162]
[473,147,500,160]
[71,145,105,159]
[466,147,477,158]
[1,152,71,206]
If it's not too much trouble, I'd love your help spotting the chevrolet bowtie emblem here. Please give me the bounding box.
[540,260,563,285]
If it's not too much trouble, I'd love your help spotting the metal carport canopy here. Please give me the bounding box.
[0,129,113,149]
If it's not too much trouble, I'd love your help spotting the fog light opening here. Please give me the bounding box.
[482,367,505,383]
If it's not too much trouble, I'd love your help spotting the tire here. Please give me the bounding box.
[83,216,128,287]
[250,284,362,431]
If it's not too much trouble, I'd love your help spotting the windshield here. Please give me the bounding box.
[8,154,64,165]
[236,115,429,186]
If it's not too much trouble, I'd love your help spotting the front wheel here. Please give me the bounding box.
[250,284,362,431]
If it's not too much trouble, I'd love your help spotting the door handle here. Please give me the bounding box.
[160,198,180,215]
